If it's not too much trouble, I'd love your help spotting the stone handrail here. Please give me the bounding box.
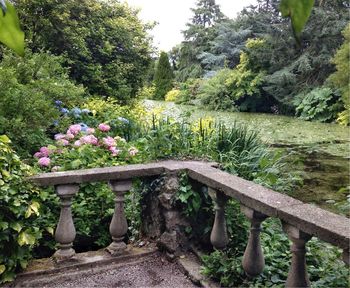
[30,161,350,287]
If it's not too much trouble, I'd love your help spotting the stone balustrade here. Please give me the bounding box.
[30,160,350,287]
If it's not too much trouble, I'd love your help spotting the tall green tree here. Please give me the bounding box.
[153,51,174,100]
[328,23,350,125]
[176,0,225,81]
[13,0,153,103]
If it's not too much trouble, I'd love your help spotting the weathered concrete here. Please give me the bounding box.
[282,224,312,288]
[12,245,158,287]
[177,252,220,288]
[29,160,350,274]
[186,165,350,253]
[106,180,132,255]
[241,205,267,278]
[29,161,217,186]
[11,249,196,288]
[187,166,303,216]
[209,189,229,250]
[278,204,350,249]
[54,184,79,261]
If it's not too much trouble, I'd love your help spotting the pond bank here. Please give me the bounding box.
[144,100,350,216]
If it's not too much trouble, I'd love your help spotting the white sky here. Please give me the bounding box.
[124,0,257,51]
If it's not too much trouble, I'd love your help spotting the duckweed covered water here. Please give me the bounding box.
[145,100,350,216]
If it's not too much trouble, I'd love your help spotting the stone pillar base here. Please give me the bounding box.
[106,241,127,256]
[53,247,75,261]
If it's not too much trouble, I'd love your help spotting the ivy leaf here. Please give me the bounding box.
[280,0,314,43]
[0,1,24,56]
[0,264,5,275]
[10,222,22,232]
[18,231,36,246]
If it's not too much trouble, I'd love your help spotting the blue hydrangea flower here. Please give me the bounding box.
[60,108,69,114]
[71,107,82,115]
[117,117,130,124]
[52,120,59,126]
[54,100,63,107]
[81,109,91,114]
[79,123,88,132]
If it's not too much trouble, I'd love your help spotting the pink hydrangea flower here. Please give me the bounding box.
[86,128,95,134]
[34,152,43,158]
[68,124,81,135]
[80,135,98,145]
[65,132,75,140]
[74,140,82,147]
[128,147,138,156]
[39,147,51,157]
[54,133,66,140]
[98,123,111,132]
[109,146,121,156]
[38,157,50,167]
[102,136,116,147]
[57,139,69,146]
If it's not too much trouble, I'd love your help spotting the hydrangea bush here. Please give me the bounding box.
[34,123,140,171]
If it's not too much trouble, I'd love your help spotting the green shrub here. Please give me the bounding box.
[0,51,85,157]
[165,89,181,102]
[199,69,235,110]
[0,136,43,283]
[176,78,203,104]
[294,87,342,122]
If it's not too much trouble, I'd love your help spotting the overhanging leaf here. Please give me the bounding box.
[0,1,24,56]
[280,0,314,43]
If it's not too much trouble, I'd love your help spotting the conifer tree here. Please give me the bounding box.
[154,52,174,99]
[176,0,225,81]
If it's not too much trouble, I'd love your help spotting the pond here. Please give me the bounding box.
[144,100,350,216]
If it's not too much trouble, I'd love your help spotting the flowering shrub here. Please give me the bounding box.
[34,123,140,171]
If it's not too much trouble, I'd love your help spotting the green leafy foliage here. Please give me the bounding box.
[153,52,174,100]
[199,69,234,110]
[328,23,350,125]
[165,89,181,102]
[15,0,153,103]
[0,51,85,157]
[295,87,342,122]
[0,1,24,56]
[175,0,225,82]
[0,136,42,283]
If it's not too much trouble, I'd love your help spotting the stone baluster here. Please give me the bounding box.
[106,180,132,256]
[53,184,79,261]
[282,223,312,288]
[209,188,229,250]
[241,205,268,278]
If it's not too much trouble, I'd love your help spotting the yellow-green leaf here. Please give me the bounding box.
[0,264,5,275]
[30,201,40,215]
[46,227,54,235]
[280,0,314,43]
[10,222,22,232]
[0,135,10,144]
[0,1,24,56]
[18,231,36,246]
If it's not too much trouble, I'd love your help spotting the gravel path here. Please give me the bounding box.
[46,253,198,288]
